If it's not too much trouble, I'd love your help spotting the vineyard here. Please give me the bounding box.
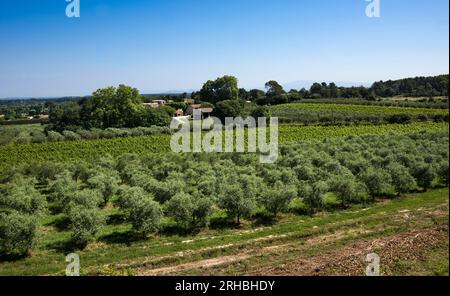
[0,122,447,171]
[271,103,449,124]
[272,103,449,116]
[290,97,449,109]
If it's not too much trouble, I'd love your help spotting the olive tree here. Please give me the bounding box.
[117,186,163,237]
[165,192,194,229]
[0,176,46,216]
[64,189,103,214]
[129,198,163,238]
[49,171,78,211]
[192,195,214,226]
[359,167,395,198]
[218,183,255,224]
[437,161,449,186]
[87,173,120,206]
[0,212,38,256]
[260,181,297,217]
[386,163,417,194]
[68,205,105,248]
[116,186,147,210]
[330,176,368,207]
[218,174,263,224]
[411,163,436,190]
[302,181,328,213]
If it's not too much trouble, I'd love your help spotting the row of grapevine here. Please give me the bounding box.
[0,122,447,171]
[272,103,449,116]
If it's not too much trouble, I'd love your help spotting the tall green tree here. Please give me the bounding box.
[199,76,239,104]
[91,84,144,128]
[265,80,285,98]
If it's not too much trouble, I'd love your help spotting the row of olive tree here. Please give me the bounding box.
[1,131,448,256]
[8,126,172,145]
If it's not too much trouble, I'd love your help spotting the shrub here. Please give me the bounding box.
[62,130,81,141]
[76,129,97,140]
[31,131,46,143]
[47,131,64,142]
[13,131,32,144]
[68,205,105,248]
[0,212,39,257]
[250,106,271,119]
[167,102,188,111]
[160,105,176,117]
[388,114,412,124]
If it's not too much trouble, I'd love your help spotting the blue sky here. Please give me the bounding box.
[0,0,448,97]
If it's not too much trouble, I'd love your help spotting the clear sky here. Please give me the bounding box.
[0,0,448,98]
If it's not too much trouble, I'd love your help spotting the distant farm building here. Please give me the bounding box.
[185,104,213,119]
[143,100,167,109]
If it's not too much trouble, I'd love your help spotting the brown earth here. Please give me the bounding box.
[251,225,449,276]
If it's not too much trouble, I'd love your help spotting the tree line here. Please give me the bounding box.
[6,74,446,133]
[192,74,449,106]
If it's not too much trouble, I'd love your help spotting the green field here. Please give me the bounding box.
[272,103,449,116]
[271,103,449,124]
[0,122,447,171]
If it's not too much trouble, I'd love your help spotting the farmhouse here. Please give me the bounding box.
[143,102,159,108]
[153,100,166,105]
[143,100,167,109]
[185,104,213,119]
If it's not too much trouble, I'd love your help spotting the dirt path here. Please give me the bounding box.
[251,225,449,276]
[139,254,252,276]
[134,224,448,276]
[135,229,365,276]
